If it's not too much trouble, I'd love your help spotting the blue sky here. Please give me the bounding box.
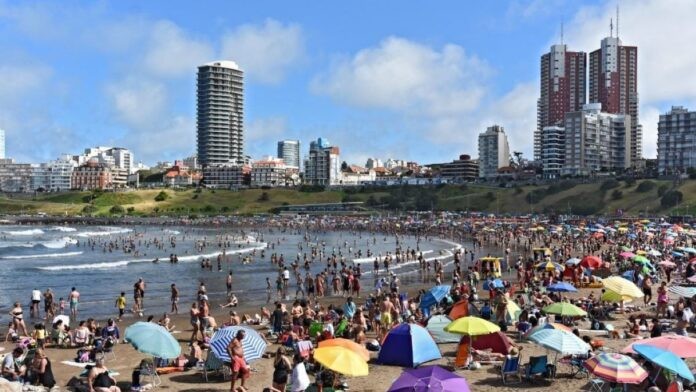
[1,0,694,166]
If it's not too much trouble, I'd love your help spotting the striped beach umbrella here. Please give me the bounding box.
[209,326,267,363]
[528,329,590,356]
[584,353,648,384]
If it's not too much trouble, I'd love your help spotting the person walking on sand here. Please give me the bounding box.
[227,330,250,391]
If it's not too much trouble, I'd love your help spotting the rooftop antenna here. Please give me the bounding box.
[616,5,620,38]
[560,20,564,44]
[610,17,613,38]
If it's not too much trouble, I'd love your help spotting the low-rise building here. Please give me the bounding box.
[71,161,113,190]
[0,159,34,192]
[440,154,479,182]
[251,157,289,187]
[163,163,202,187]
[202,165,244,189]
[340,166,376,186]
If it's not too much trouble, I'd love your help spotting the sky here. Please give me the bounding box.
[1,0,695,166]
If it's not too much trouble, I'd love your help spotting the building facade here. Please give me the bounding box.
[202,165,244,189]
[365,158,383,169]
[561,104,631,176]
[197,61,245,166]
[277,140,300,169]
[251,157,289,187]
[0,129,5,159]
[657,106,696,175]
[304,138,341,186]
[589,36,640,165]
[440,154,479,182]
[71,161,114,190]
[478,125,510,179]
[535,44,586,161]
[0,159,34,192]
[541,126,566,178]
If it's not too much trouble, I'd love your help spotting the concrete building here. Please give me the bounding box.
[535,44,587,161]
[277,140,300,169]
[561,103,630,176]
[0,159,34,192]
[440,154,479,182]
[478,125,510,179]
[0,129,5,159]
[340,169,376,186]
[251,157,289,187]
[71,161,114,190]
[182,156,199,170]
[365,158,383,170]
[202,165,244,189]
[197,61,244,166]
[71,147,133,187]
[589,34,641,165]
[304,138,341,186]
[541,126,566,178]
[163,163,202,187]
[35,155,77,191]
[657,106,696,175]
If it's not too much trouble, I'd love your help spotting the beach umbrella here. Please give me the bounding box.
[581,255,603,269]
[448,300,476,320]
[672,251,684,257]
[420,285,451,309]
[524,322,572,339]
[633,344,695,382]
[444,316,500,336]
[528,329,590,355]
[602,276,644,298]
[542,302,587,317]
[52,315,70,327]
[565,257,581,266]
[209,326,267,362]
[471,331,512,355]
[683,247,696,254]
[319,338,370,361]
[658,260,676,268]
[378,323,441,367]
[632,255,650,264]
[426,315,460,344]
[623,335,696,359]
[584,353,648,384]
[482,279,504,290]
[669,286,696,298]
[536,261,564,272]
[314,346,368,376]
[619,251,636,259]
[480,256,501,261]
[387,365,470,392]
[546,282,578,293]
[647,249,662,257]
[601,290,634,303]
[124,322,181,359]
[503,300,522,324]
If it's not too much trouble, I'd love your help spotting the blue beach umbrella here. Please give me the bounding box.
[546,282,578,293]
[529,328,590,355]
[633,344,695,382]
[672,251,685,258]
[483,279,504,290]
[210,326,267,363]
[420,285,451,309]
[124,322,181,359]
[378,323,442,367]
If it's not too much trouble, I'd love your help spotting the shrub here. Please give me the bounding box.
[82,205,97,214]
[192,194,198,199]
[126,207,135,213]
[202,205,216,212]
[636,181,656,193]
[299,185,324,193]
[657,184,669,197]
[661,190,683,208]
[258,192,270,202]
[366,195,377,206]
[624,178,636,187]
[109,205,125,214]
[221,206,230,213]
[611,190,623,200]
[154,191,169,202]
[514,186,524,195]
[485,191,496,201]
[600,179,620,191]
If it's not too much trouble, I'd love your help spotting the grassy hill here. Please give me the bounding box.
[2,178,694,217]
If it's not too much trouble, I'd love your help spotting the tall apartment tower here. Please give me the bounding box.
[0,129,5,159]
[277,140,301,169]
[196,61,244,166]
[478,125,510,179]
[589,34,640,165]
[657,106,696,175]
[535,44,587,161]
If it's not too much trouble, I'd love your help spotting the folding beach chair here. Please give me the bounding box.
[139,361,161,388]
[524,355,550,382]
[585,378,606,392]
[201,351,230,382]
[500,355,522,384]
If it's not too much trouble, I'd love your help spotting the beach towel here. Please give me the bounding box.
[61,360,95,368]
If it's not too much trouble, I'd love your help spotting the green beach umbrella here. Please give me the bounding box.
[632,255,649,263]
[542,302,587,317]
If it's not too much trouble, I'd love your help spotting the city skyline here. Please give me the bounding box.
[1,1,695,165]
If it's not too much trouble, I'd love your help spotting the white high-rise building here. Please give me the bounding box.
[478,125,510,179]
[0,129,5,159]
[657,106,696,175]
[197,61,244,166]
[541,126,566,178]
[304,138,341,186]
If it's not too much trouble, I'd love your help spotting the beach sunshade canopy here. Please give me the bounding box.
[209,326,267,363]
[314,346,368,376]
[52,315,70,327]
[633,344,694,382]
[124,322,181,359]
[319,338,370,361]
[536,261,564,272]
[504,300,522,324]
[668,286,696,298]
[658,260,677,268]
[524,322,572,339]
[633,255,650,263]
[378,323,441,367]
[546,282,578,293]
[482,279,504,290]
[420,285,451,309]
[601,289,634,303]
[542,302,587,317]
[581,255,603,269]
[619,251,636,259]
[623,335,696,358]
[445,316,500,336]
[448,300,474,320]
[471,331,512,355]
[528,329,590,355]
[565,257,581,266]
[427,315,460,344]
[647,249,662,256]
[584,353,648,384]
[602,276,644,298]
[387,365,470,392]
[480,256,501,261]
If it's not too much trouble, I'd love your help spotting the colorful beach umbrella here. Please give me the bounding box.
[482,279,504,290]
[427,315,460,344]
[546,282,578,292]
[387,365,470,392]
[445,316,500,336]
[647,249,662,257]
[319,338,370,361]
[524,322,572,339]
[536,261,564,272]
[448,299,476,320]
[124,322,181,359]
[314,346,368,376]
[378,323,441,367]
[632,255,650,264]
[633,344,695,382]
[420,285,451,309]
[542,302,587,317]
[623,335,696,358]
[209,326,267,363]
[581,255,603,269]
[565,257,581,266]
[602,276,644,298]
[601,290,634,303]
[584,353,648,384]
[528,329,590,355]
[619,251,636,259]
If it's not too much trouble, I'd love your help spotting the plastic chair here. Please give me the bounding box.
[202,351,230,382]
[140,361,161,388]
[585,378,606,392]
[500,355,522,384]
[524,355,549,381]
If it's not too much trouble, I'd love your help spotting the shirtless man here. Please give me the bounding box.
[379,296,395,338]
[69,287,80,319]
[227,330,249,391]
[170,284,179,314]
[43,288,55,320]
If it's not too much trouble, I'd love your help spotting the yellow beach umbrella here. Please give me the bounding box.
[601,289,634,303]
[318,338,370,361]
[445,316,500,336]
[480,256,500,261]
[313,346,368,376]
[602,276,644,298]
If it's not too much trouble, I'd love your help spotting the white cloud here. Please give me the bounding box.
[142,20,215,77]
[120,116,195,162]
[221,19,305,84]
[105,79,167,129]
[246,117,286,142]
[0,64,52,102]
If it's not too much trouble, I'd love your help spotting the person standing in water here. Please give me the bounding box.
[69,287,80,319]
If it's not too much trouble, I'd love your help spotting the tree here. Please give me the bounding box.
[154,191,169,202]
[258,192,270,202]
[341,161,349,171]
[611,189,623,200]
[661,190,683,208]
[109,205,125,215]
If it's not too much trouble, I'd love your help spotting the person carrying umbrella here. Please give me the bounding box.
[227,329,250,391]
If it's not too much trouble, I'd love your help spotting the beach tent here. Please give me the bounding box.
[378,323,442,367]
[426,315,460,344]
[448,299,479,320]
[470,331,512,355]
